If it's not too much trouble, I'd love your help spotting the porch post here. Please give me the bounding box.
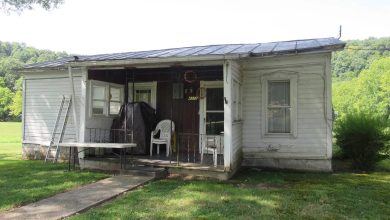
[68,66,79,142]
[223,60,232,171]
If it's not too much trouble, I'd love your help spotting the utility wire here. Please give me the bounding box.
[344,47,390,51]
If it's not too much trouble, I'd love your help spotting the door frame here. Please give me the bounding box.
[199,81,223,152]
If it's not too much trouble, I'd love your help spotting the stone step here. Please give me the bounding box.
[121,165,168,179]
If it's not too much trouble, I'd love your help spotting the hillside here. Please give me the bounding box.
[0,41,69,121]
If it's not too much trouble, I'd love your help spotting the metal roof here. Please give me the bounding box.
[23,37,345,69]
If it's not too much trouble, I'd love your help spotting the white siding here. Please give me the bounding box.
[241,53,332,160]
[23,70,82,143]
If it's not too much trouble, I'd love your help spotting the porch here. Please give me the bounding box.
[75,63,239,174]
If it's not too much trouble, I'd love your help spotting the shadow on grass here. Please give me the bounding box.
[0,160,108,211]
[71,168,390,220]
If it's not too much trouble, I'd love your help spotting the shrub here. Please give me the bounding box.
[334,112,389,170]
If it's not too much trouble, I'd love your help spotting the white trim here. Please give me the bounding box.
[22,79,26,141]
[69,66,79,142]
[261,71,298,138]
[325,54,333,159]
[223,60,232,170]
[128,82,157,109]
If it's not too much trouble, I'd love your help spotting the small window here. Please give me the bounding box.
[135,89,151,103]
[92,85,106,116]
[128,82,157,108]
[267,81,290,133]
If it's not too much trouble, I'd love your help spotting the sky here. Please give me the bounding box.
[0,0,389,55]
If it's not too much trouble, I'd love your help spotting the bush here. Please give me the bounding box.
[334,112,389,170]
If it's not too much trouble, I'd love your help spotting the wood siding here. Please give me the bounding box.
[241,53,332,160]
[23,70,82,143]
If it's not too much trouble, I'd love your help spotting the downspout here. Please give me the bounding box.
[68,66,79,142]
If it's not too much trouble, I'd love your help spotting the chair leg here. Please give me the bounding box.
[166,141,170,157]
[157,144,160,155]
[213,150,217,167]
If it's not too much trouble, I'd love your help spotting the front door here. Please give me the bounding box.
[199,81,224,154]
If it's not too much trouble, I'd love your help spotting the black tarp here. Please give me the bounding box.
[111,102,157,155]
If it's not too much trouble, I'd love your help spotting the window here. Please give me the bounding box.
[128,82,157,108]
[90,80,123,117]
[109,87,122,115]
[267,81,290,133]
[261,72,297,137]
[92,84,106,115]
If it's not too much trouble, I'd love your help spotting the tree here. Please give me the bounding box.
[10,78,22,118]
[0,0,63,13]
[0,77,13,120]
[0,41,69,120]
[332,37,390,78]
[333,56,390,119]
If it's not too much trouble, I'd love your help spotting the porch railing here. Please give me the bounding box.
[175,133,224,166]
[86,128,133,143]
[84,128,224,167]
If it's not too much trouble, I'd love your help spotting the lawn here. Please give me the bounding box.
[0,122,109,212]
[71,170,390,220]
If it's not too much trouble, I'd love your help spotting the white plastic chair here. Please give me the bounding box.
[150,120,175,157]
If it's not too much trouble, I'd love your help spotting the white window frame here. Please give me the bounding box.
[261,71,297,138]
[128,82,157,109]
[89,80,124,117]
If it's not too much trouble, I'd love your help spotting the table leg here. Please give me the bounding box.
[73,147,76,170]
[124,148,127,170]
[68,147,71,171]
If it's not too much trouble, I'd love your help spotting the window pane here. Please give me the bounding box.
[92,101,104,115]
[135,89,151,103]
[268,81,290,106]
[93,85,105,100]
[268,108,290,133]
[206,112,224,135]
[206,88,223,111]
[110,87,121,102]
[110,102,121,115]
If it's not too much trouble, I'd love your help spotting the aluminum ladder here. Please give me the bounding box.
[45,96,72,163]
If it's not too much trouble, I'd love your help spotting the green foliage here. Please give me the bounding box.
[0,0,64,14]
[10,78,22,118]
[334,112,389,170]
[0,77,13,121]
[0,41,68,120]
[332,37,390,78]
[333,56,390,119]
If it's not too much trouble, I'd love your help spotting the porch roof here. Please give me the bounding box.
[23,37,345,69]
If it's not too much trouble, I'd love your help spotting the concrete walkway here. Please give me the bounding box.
[0,175,153,220]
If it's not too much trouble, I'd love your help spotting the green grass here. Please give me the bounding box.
[71,170,390,220]
[0,122,109,212]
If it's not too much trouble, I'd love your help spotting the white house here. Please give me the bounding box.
[20,37,345,179]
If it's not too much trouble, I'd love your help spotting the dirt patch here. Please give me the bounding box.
[167,173,216,181]
[228,180,287,189]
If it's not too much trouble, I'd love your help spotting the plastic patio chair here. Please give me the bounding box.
[150,120,175,157]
